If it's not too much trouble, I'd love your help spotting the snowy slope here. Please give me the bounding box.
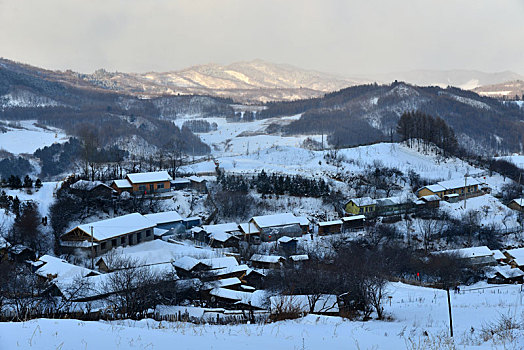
[1,282,523,349]
[0,120,68,154]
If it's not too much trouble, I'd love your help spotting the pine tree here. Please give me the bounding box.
[23,175,33,188]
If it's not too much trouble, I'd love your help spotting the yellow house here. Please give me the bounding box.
[416,177,481,199]
[345,197,377,215]
[111,171,172,195]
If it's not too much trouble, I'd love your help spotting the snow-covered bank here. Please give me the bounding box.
[1,282,523,349]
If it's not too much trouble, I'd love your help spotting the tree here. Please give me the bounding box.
[35,178,42,188]
[23,175,33,188]
[7,175,22,189]
[9,202,43,251]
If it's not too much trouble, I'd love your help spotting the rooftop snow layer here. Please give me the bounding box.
[112,179,132,188]
[251,213,307,228]
[126,171,172,184]
[75,213,156,241]
[144,211,184,225]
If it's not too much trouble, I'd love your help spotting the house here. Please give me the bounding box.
[144,211,184,230]
[250,254,285,269]
[508,198,524,212]
[238,222,262,243]
[8,244,35,262]
[278,236,298,255]
[196,222,241,246]
[244,268,266,288]
[60,213,156,257]
[208,231,240,248]
[344,197,376,216]
[207,288,266,309]
[415,194,441,209]
[443,193,460,203]
[375,196,414,216]
[318,220,343,235]
[111,171,172,195]
[487,265,524,284]
[188,176,207,192]
[289,254,309,265]
[173,256,210,278]
[183,216,201,229]
[34,255,99,282]
[249,213,309,241]
[70,180,115,198]
[416,177,481,199]
[433,246,497,267]
[171,178,191,190]
[341,215,366,231]
[505,248,524,269]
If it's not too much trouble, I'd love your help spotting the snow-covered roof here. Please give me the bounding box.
[126,171,172,184]
[35,255,99,281]
[421,177,481,193]
[419,194,440,202]
[290,254,309,262]
[491,249,506,260]
[73,213,156,241]
[489,265,524,279]
[239,222,260,234]
[60,241,99,248]
[506,248,524,266]
[70,180,112,191]
[112,179,132,188]
[251,213,307,229]
[144,211,183,225]
[278,236,297,243]
[202,222,239,234]
[202,277,241,291]
[173,256,202,271]
[444,193,460,198]
[208,231,236,242]
[318,220,343,226]
[250,254,285,263]
[153,228,169,237]
[436,246,494,259]
[348,197,376,207]
[209,288,267,308]
[511,198,524,207]
[342,215,366,221]
[188,175,206,183]
[204,264,249,278]
[269,295,339,314]
[200,257,239,270]
[171,178,191,184]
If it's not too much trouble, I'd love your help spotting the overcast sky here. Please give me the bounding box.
[0,0,523,75]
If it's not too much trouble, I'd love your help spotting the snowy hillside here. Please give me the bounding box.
[0,120,67,155]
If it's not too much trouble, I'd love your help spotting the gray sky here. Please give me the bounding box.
[0,0,523,75]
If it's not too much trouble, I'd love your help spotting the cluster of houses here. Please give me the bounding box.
[343,176,487,217]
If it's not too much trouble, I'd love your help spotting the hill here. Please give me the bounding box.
[259,82,524,154]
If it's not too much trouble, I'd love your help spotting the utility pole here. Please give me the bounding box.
[463,174,468,210]
[446,287,454,337]
[90,225,94,269]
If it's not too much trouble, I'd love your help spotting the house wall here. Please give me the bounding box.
[127,179,171,194]
[508,202,524,212]
[345,202,375,215]
[318,224,342,235]
[417,188,439,198]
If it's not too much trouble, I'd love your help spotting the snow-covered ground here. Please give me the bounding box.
[497,154,524,169]
[174,115,322,157]
[0,120,68,154]
[2,282,523,349]
[184,142,486,181]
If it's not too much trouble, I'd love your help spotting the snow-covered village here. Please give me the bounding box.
[2,1,524,349]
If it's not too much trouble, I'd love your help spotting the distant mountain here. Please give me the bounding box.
[473,80,524,99]
[366,70,524,90]
[260,82,524,154]
[76,59,366,103]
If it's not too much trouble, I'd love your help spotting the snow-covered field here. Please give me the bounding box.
[2,282,523,349]
[0,120,68,154]
[174,115,322,157]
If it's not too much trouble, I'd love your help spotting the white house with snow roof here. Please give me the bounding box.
[248,213,309,241]
[61,213,156,256]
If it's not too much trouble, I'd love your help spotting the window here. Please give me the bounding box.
[101,242,107,250]
[138,185,146,192]
[137,232,142,243]
[121,236,126,245]
[146,229,152,237]
[359,208,363,214]
[157,183,164,189]
[129,233,134,245]
[112,239,117,247]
